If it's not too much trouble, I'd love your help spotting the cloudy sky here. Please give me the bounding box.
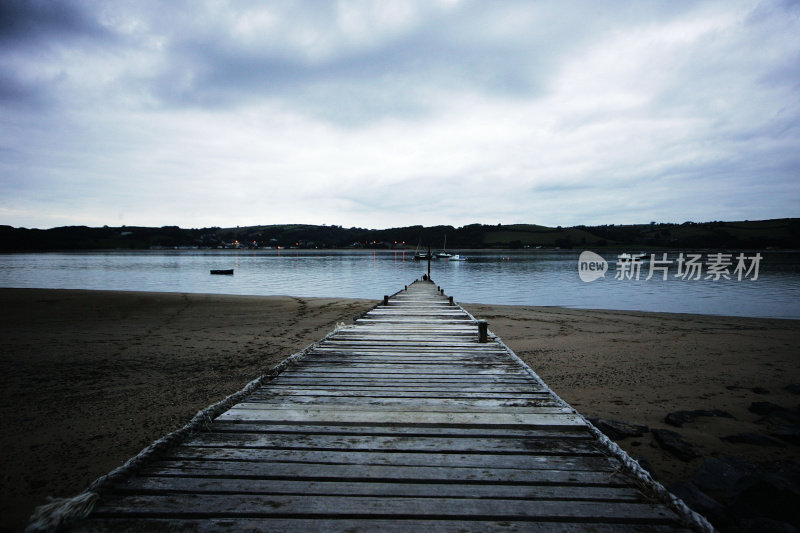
[1,0,798,230]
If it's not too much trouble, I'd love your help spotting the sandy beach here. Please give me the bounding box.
[1,289,798,531]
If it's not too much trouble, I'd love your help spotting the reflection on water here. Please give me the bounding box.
[0,250,798,318]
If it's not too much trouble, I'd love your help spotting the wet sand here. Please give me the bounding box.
[1,289,798,531]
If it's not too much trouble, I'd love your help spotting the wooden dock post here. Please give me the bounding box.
[477,319,488,343]
[449,295,454,305]
[427,246,431,280]
[383,295,389,306]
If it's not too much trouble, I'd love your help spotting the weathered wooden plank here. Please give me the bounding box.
[262,382,549,392]
[324,337,482,343]
[110,477,642,501]
[247,389,551,399]
[230,401,575,415]
[325,333,482,337]
[311,344,504,350]
[266,380,540,389]
[136,460,631,485]
[273,368,535,378]
[313,350,509,357]
[291,366,526,374]
[90,494,681,523]
[269,378,540,387]
[162,447,618,470]
[313,348,508,356]
[287,362,521,370]
[284,370,529,378]
[239,397,563,409]
[355,320,478,325]
[312,348,508,356]
[217,407,585,427]
[182,432,601,453]
[77,518,691,533]
[206,423,593,439]
[300,358,518,365]
[308,350,507,357]
[293,363,518,369]
[365,310,468,315]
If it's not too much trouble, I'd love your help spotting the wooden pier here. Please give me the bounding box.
[70,280,702,532]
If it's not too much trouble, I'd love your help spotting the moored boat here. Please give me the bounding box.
[210,269,234,275]
[617,253,648,262]
[434,235,452,258]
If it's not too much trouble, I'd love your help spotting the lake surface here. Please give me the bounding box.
[1,250,799,319]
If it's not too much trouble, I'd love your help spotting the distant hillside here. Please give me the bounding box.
[1,219,798,251]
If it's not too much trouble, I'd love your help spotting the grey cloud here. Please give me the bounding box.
[0,1,704,120]
[0,0,117,107]
[0,0,111,46]
[149,21,553,120]
[133,2,696,120]
[0,70,43,105]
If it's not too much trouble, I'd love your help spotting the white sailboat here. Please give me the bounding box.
[435,235,452,258]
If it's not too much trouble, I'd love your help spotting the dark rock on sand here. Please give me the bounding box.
[785,384,800,395]
[673,458,800,531]
[771,423,800,445]
[652,428,699,461]
[665,409,734,427]
[587,417,648,440]
[751,401,791,416]
[727,471,800,527]
[737,517,798,533]
[692,456,757,494]
[668,481,729,527]
[752,386,771,395]
[760,411,800,426]
[751,403,800,438]
[722,433,787,447]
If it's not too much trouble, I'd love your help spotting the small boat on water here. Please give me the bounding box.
[616,253,648,262]
[435,235,452,258]
[210,269,234,275]
[448,254,467,261]
[413,240,435,260]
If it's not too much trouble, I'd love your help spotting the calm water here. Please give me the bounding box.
[1,250,799,318]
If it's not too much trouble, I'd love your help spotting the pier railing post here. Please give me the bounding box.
[383,295,389,306]
[449,296,454,305]
[477,320,488,343]
[427,246,431,280]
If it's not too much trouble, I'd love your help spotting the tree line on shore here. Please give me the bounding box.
[1,218,798,251]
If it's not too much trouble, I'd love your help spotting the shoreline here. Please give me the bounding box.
[3,285,798,321]
[2,288,798,531]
